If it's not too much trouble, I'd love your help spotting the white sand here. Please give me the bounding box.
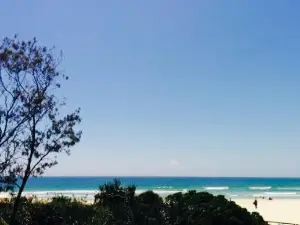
[234,198,300,224]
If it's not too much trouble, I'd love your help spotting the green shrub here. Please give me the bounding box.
[0,180,268,225]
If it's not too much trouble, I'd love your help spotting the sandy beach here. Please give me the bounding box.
[234,198,300,224]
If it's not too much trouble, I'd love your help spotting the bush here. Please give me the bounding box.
[0,180,268,225]
[92,180,267,225]
[0,196,96,225]
[164,192,267,225]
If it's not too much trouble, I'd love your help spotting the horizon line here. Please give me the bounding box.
[40,175,300,179]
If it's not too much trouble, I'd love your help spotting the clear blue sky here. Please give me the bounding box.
[1,1,300,177]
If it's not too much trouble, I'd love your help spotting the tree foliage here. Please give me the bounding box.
[0,36,82,224]
[94,179,136,225]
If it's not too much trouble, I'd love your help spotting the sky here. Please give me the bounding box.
[1,1,300,177]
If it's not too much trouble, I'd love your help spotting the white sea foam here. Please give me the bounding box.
[21,190,97,197]
[15,186,300,200]
[252,192,299,198]
[204,187,229,190]
[248,186,272,190]
[264,192,297,195]
[21,189,188,198]
[156,186,173,189]
[277,187,300,191]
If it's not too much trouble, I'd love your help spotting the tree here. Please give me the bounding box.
[135,191,164,225]
[94,179,136,225]
[0,37,37,192]
[164,191,267,225]
[0,36,82,225]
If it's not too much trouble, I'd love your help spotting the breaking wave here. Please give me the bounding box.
[277,187,300,191]
[204,187,229,190]
[248,186,272,190]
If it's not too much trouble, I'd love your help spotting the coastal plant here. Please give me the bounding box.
[164,191,268,225]
[0,36,82,225]
[135,190,165,225]
[0,179,269,225]
[93,180,268,225]
[94,179,137,225]
[92,180,268,225]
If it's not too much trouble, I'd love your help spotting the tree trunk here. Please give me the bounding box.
[9,115,36,225]
[9,176,28,225]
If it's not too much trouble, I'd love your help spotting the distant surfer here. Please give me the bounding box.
[253,199,258,209]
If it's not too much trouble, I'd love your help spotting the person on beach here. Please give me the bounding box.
[253,199,258,209]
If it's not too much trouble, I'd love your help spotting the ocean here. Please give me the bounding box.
[18,177,300,201]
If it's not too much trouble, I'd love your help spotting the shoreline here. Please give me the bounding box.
[4,190,300,200]
[3,189,300,200]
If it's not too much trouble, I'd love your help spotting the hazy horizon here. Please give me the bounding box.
[29,176,300,178]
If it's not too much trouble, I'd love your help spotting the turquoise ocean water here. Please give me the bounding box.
[20,177,300,200]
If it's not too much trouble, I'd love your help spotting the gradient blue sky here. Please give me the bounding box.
[1,1,300,177]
